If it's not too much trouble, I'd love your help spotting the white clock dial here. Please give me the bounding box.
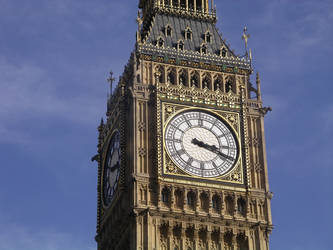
[164,110,238,178]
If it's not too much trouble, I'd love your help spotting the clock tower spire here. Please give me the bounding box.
[94,1,273,249]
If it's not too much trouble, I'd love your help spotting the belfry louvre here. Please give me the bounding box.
[93,1,273,249]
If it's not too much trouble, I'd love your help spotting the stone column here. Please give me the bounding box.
[171,186,175,211]
[219,228,224,250]
[207,226,212,250]
[193,225,199,250]
[208,190,212,215]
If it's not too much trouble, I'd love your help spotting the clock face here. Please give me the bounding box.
[102,131,120,207]
[164,110,239,178]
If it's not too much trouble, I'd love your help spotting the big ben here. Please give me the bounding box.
[94,0,273,249]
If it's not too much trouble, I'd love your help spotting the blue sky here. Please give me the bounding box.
[0,0,332,249]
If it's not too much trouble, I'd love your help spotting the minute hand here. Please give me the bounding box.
[191,138,234,161]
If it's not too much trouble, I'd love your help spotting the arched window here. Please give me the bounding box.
[214,78,222,91]
[201,44,207,54]
[205,31,212,43]
[237,197,246,216]
[225,196,234,216]
[185,27,192,40]
[226,79,234,93]
[178,40,184,51]
[167,70,176,85]
[187,191,196,209]
[212,195,221,212]
[157,66,165,84]
[190,74,199,88]
[179,71,187,86]
[165,25,172,37]
[157,37,165,48]
[220,47,227,57]
[200,192,209,212]
[202,76,211,89]
[162,188,170,204]
[175,189,183,209]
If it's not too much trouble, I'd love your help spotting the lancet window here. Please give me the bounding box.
[190,73,199,88]
[237,197,246,216]
[214,76,223,91]
[187,191,196,209]
[179,70,187,86]
[205,31,212,43]
[225,196,234,216]
[178,40,184,51]
[220,47,227,57]
[212,194,221,212]
[162,187,170,204]
[165,24,172,37]
[157,37,165,48]
[185,27,192,40]
[200,192,209,212]
[201,43,207,54]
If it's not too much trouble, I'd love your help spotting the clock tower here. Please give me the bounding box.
[94,1,273,249]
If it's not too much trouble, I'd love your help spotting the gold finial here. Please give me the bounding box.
[107,71,115,95]
[242,26,250,58]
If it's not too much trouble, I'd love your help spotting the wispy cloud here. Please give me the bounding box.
[249,0,333,73]
[0,57,104,145]
[0,222,95,250]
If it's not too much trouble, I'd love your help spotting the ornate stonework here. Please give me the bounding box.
[94,1,273,249]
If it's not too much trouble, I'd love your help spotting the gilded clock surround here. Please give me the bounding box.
[94,1,273,249]
[161,104,244,184]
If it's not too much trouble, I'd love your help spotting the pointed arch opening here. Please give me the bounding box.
[225,76,235,93]
[157,37,165,48]
[167,68,176,85]
[212,194,221,213]
[205,31,212,43]
[237,197,247,217]
[225,195,234,216]
[190,72,199,88]
[220,47,227,57]
[185,26,192,40]
[200,43,207,55]
[214,75,223,91]
[175,189,184,209]
[187,190,196,210]
[165,24,173,37]
[200,192,209,212]
[161,187,170,205]
[179,70,188,86]
[177,40,184,51]
[202,74,211,89]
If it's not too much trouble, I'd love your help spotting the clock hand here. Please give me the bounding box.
[191,138,234,161]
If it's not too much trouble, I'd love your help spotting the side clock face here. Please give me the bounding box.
[102,131,120,207]
[164,110,239,178]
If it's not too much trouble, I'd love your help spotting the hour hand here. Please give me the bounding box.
[192,138,234,161]
[191,138,218,152]
[191,138,205,147]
